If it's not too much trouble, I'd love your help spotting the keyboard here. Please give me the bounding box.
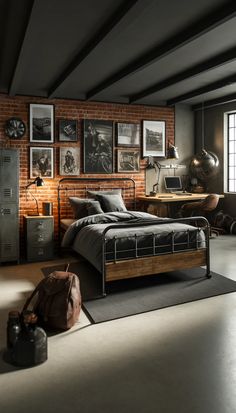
[174,192,192,196]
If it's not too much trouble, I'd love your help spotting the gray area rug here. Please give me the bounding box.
[42,260,236,323]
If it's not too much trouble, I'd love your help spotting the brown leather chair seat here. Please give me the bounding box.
[180,194,220,236]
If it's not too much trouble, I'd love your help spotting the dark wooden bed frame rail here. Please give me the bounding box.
[101,217,210,296]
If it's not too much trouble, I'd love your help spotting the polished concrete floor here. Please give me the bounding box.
[0,235,235,413]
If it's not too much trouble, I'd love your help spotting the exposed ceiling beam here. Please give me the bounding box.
[192,92,236,110]
[167,74,236,106]
[129,46,236,103]
[8,0,36,96]
[86,0,236,100]
[0,0,10,80]
[48,0,139,98]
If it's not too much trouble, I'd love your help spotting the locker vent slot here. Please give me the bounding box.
[0,242,13,251]
[3,156,11,163]
[3,188,12,198]
[3,208,11,215]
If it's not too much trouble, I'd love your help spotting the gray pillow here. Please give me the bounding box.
[86,201,104,216]
[69,197,103,219]
[95,193,127,212]
[87,189,122,199]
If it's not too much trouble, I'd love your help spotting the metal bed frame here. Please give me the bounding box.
[58,177,211,297]
[58,176,136,244]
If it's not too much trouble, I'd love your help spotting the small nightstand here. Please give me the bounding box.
[24,215,54,262]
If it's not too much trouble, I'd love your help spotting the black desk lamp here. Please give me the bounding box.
[148,144,181,195]
[146,157,164,195]
[26,176,44,215]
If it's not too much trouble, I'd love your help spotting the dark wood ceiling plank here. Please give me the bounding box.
[192,92,236,110]
[48,0,139,98]
[129,46,236,103]
[8,0,36,96]
[167,74,236,106]
[86,0,236,100]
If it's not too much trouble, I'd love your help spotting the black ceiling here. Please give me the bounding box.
[1,0,236,109]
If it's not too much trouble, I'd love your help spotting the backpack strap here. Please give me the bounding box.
[22,279,44,312]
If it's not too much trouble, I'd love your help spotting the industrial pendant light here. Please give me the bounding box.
[190,101,219,189]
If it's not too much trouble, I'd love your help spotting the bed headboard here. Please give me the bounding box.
[57,177,136,237]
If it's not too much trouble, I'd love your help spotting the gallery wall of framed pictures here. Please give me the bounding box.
[26,102,169,179]
[0,93,174,246]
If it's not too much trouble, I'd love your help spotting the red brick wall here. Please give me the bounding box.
[0,94,174,249]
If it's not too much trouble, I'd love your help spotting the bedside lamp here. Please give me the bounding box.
[26,176,44,216]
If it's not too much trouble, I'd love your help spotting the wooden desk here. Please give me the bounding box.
[138,193,224,217]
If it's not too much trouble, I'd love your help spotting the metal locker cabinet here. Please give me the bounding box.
[0,149,19,263]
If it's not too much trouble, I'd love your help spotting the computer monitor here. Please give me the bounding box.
[164,176,182,191]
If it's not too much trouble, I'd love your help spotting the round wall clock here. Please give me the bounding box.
[5,117,26,139]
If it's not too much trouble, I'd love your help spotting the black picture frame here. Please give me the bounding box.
[30,147,54,178]
[117,149,140,173]
[58,119,78,142]
[142,120,166,158]
[29,103,54,143]
[83,119,113,174]
[116,122,140,147]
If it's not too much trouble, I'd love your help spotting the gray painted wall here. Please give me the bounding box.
[146,104,194,194]
[195,102,236,216]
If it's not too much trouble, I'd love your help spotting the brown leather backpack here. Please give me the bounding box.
[23,269,81,331]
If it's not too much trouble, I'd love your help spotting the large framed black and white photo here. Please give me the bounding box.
[30,147,54,178]
[117,149,140,173]
[59,147,80,176]
[83,119,113,174]
[29,103,54,143]
[116,122,140,147]
[142,120,166,157]
[58,119,77,142]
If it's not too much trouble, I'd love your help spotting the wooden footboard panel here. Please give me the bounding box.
[105,249,206,281]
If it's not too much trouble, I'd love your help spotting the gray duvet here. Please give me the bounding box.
[61,211,205,272]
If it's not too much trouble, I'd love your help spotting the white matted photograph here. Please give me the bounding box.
[59,147,80,176]
[142,120,166,157]
[30,147,54,178]
[117,122,140,147]
[117,149,140,173]
[29,103,54,143]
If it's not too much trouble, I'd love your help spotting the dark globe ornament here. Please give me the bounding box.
[189,149,219,182]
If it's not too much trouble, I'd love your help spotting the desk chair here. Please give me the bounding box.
[179,194,220,236]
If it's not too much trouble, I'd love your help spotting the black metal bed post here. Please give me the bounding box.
[57,184,61,253]
[102,235,107,297]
